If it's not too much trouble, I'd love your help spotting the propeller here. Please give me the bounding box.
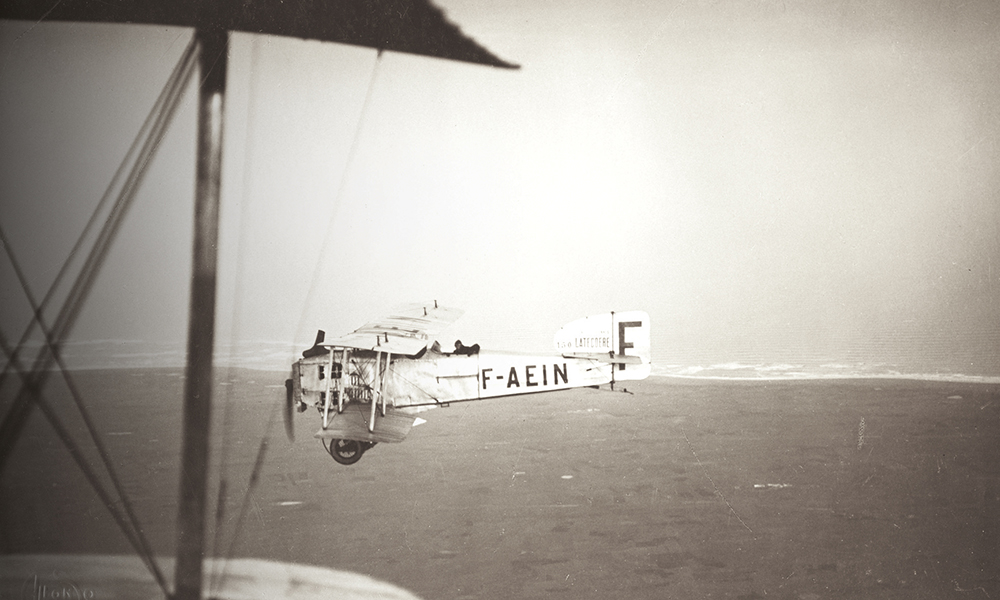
[284,376,295,442]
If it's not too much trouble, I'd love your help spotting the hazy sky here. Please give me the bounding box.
[1,0,998,373]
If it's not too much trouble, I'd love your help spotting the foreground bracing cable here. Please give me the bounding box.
[0,36,199,391]
[0,34,200,597]
[214,49,388,592]
[0,36,199,474]
[0,225,169,592]
[0,331,171,597]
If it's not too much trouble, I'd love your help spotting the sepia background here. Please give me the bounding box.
[2,0,998,378]
[2,2,999,599]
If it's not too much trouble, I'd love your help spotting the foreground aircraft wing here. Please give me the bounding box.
[324,302,463,356]
[0,0,520,70]
[313,404,416,444]
[0,554,422,600]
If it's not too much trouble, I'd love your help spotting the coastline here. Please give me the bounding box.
[40,361,1000,386]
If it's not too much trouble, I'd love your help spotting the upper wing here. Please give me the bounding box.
[324,302,463,356]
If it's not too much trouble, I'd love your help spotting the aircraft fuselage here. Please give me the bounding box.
[293,348,616,412]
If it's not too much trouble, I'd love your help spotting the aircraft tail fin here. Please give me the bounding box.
[554,311,651,381]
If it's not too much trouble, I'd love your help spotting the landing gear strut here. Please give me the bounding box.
[323,438,376,465]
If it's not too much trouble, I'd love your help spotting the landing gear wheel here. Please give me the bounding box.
[327,438,363,465]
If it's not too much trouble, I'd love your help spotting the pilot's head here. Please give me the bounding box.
[454,340,462,349]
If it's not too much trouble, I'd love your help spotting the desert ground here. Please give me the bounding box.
[1,368,998,599]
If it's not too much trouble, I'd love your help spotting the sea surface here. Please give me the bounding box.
[2,370,998,599]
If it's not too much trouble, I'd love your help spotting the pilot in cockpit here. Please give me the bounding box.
[453,340,480,355]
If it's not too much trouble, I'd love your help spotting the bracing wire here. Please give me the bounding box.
[0,334,173,595]
[0,228,170,595]
[213,48,386,592]
[292,49,385,349]
[214,403,281,590]
[0,33,199,594]
[222,425,273,562]
[0,35,198,390]
[0,33,199,474]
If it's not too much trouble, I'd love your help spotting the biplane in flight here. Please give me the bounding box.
[285,302,650,464]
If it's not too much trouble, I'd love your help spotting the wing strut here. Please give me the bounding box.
[610,311,616,391]
[322,349,335,429]
[339,348,350,414]
[174,26,227,600]
[381,351,391,417]
[367,350,391,431]
[369,350,381,432]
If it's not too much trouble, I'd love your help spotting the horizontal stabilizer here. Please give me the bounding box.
[313,404,415,443]
[562,353,642,365]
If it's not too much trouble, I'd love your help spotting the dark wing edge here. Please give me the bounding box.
[0,0,519,69]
